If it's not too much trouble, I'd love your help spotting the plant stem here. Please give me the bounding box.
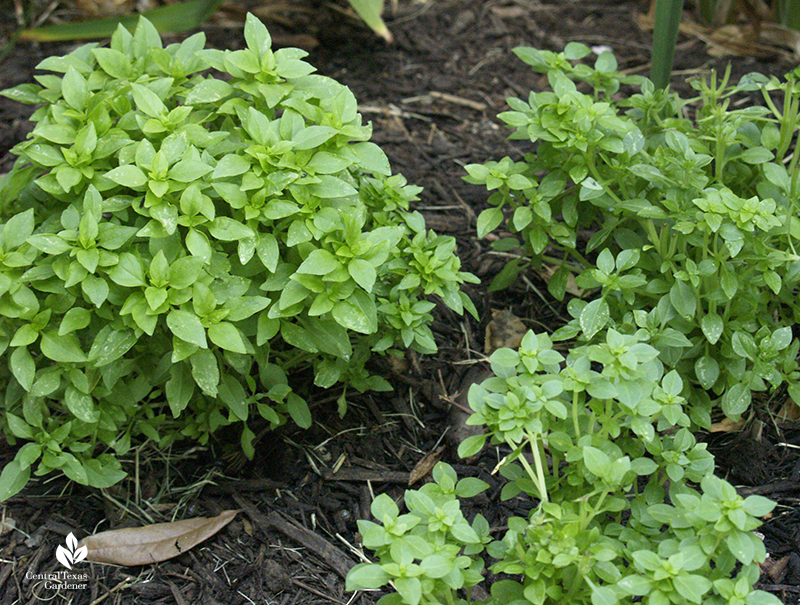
[521,431,549,503]
[572,390,582,438]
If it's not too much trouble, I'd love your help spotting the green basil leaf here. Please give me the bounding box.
[190,349,219,397]
[167,309,207,348]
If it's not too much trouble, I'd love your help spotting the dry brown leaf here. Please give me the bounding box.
[71,0,135,17]
[777,399,800,422]
[78,510,239,566]
[0,517,16,536]
[408,446,446,486]
[762,554,791,582]
[485,309,527,354]
[709,417,745,433]
[637,7,799,60]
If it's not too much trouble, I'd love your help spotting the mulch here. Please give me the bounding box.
[1,1,799,603]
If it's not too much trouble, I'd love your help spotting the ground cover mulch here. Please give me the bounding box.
[1,1,800,603]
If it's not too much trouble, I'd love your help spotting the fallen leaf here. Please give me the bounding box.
[485,309,527,354]
[78,510,238,566]
[408,446,446,486]
[637,7,799,60]
[762,554,790,582]
[0,517,15,536]
[73,0,135,18]
[709,417,745,433]
[777,399,800,422]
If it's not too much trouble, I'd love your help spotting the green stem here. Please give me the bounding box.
[788,138,800,202]
[520,432,549,503]
[572,390,582,438]
[539,251,591,271]
[586,156,624,206]
[776,82,799,162]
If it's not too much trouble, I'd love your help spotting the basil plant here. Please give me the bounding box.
[0,14,477,498]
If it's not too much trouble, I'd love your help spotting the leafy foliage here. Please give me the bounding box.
[348,328,780,605]
[464,43,800,426]
[348,44,787,605]
[0,14,476,499]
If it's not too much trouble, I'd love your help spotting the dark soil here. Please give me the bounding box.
[1,1,800,604]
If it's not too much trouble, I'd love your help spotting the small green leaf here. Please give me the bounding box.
[670,280,696,319]
[591,585,619,605]
[109,253,147,287]
[27,234,70,255]
[166,362,195,417]
[40,332,87,363]
[770,326,793,351]
[89,328,138,367]
[695,355,720,390]
[6,414,34,439]
[455,477,490,498]
[167,309,207,348]
[332,291,377,334]
[65,385,100,423]
[721,383,751,418]
[0,460,31,502]
[457,434,487,458]
[62,67,88,111]
[348,258,377,291]
[2,209,35,250]
[83,455,127,488]
[169,160,213,183]
[219,375,248,421]
[700,313,723,344]
[740,146,774,164]
[583,446,611,479]
[297,249,340,275]
[489,259,523,292]
[292,125,336,150]
[370,493,399,521]
[579,299,609,339]
[190,349,219,397]
[92,47,132,78]
[10,347,36,391]
[394,577,422,605]
[345,563,390,591]
[105,165,147,189]
[419,554,452,579]
[477,207,504,238]
[243,12,272,55]
[208,322,247,354]
[186,78,234,106]
[131,83,166,118]
[286,392,312,428]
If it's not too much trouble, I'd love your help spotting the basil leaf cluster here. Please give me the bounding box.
[0,14,476,499]
[465,42,800,426]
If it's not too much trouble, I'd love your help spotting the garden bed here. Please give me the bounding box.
[0,1,799,604]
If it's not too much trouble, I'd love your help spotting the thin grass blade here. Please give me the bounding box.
[778,0,800,31]
[651,0,684,89]
[347,0,392,43]
[19,0,224,42]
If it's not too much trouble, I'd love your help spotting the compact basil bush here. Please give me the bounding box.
[0,14,476,498]
[463,43,800,427]
[347,327,780,605]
